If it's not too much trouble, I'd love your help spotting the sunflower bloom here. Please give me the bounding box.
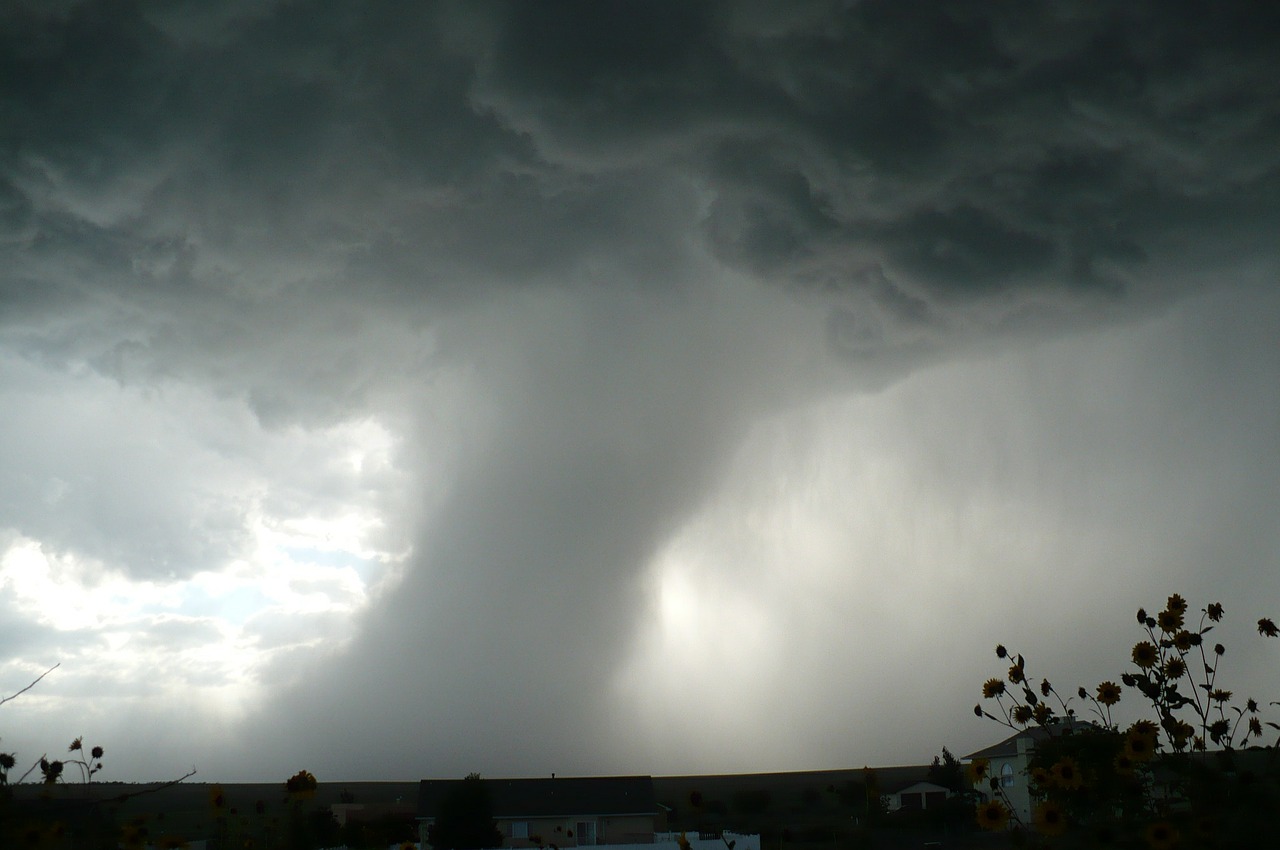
[1162,657,1186,679]
[1206,602,1224,621]
[1165,593,1188,614]
[1029,766,1051,788]
[1008,663,1025,684]
[1258,618,1278,637]
[1050,757,1083,790]
[1249,717,1263,737]
[1145,821,1180,850]
[982,678,1006,698]
[1130,719,1158,738]
[975,800,1010,831]
[1125,731,1156,762]
[1033,801,1067,837]
[1156,609,1183,632]
[1172,630,1194,651]
[1132,642,1159,668]
[1113,752,1136,777]
[965,758,990,785]
[1096,681,1122,706]
[1012,705,1033,725]
[1210,688,1232,703]
[209,785,226,810]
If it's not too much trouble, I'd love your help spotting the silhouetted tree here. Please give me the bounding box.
[927,747,966,793]
[927,747,978,831]
[428,773,503,850]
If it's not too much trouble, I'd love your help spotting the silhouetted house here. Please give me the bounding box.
[964,728,1044,823]
[418,775,661,849]
[867,765,954,814]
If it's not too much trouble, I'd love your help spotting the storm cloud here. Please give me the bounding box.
[1,0,1278,781]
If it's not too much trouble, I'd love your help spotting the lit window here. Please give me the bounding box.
[512,822,529,839]
[1001,764,1014,787]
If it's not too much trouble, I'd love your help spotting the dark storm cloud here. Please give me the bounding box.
[4,2,1276,336]
[2,0,1278,780]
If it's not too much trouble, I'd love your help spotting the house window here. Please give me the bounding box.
[512,822,529,839]
[1001,764,1014,787]
[575,821,597,845]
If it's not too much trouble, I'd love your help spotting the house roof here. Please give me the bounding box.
[856,765,942,795]
[417,776,658,820]
[964,720,1101,761]
[963,728,1049,761]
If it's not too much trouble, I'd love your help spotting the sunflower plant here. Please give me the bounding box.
[972,594,1280,846]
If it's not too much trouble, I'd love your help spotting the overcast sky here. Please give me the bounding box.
[2,1,1279,784]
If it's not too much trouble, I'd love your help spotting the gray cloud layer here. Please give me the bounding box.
[2,1,1278,780]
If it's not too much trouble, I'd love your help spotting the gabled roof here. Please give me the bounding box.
[418,776,658,820]
[964,720,1100,761]
[887,779,952,796]
[857,765,942,795]
[963,728,1048,761]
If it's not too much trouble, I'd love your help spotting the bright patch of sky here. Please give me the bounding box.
[0,344,414,737]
